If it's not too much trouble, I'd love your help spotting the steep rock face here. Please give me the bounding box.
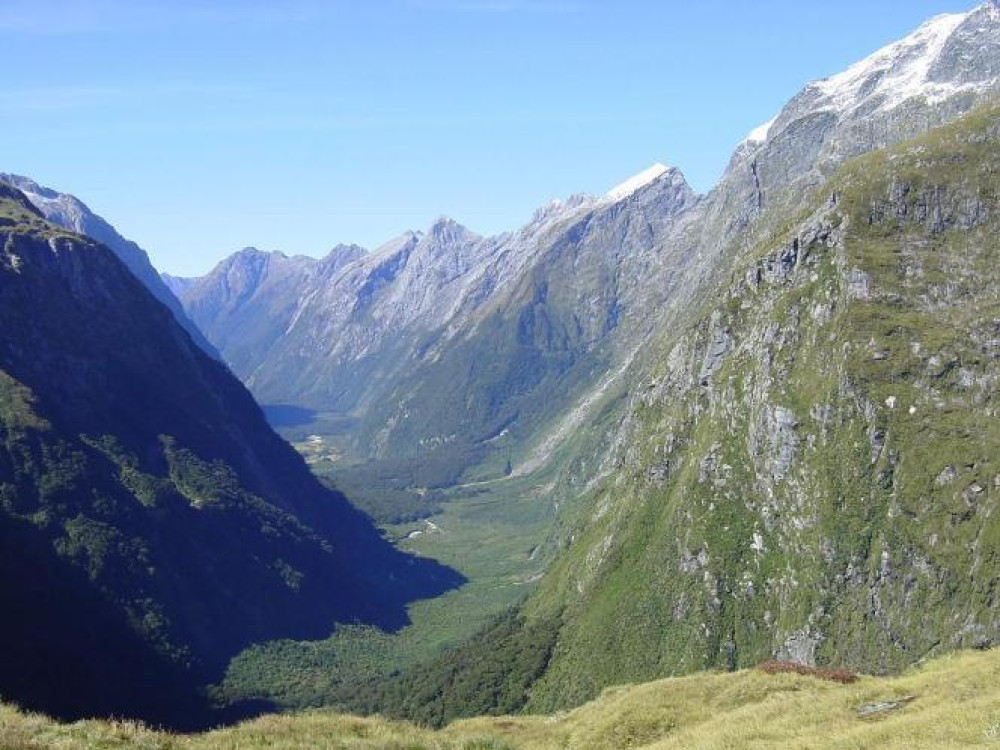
[0,173,218,357]
[0,188,459,725]
[520,106,1000,710]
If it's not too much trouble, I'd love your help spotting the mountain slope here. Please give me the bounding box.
[177,7,1000,488]
[0,173,218,357]
[514,102,1000,711]
[0,185,460,726]
[179,244,364,387]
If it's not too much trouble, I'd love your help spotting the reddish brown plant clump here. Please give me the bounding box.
[758,660,859,684]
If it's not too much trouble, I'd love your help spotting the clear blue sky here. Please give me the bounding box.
[2,0,978,275]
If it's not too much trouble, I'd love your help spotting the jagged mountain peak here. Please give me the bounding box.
[424,216,480,246]
[528,193,600,226]
[219,246,285,271]
[319,243,367,278]
[369,229,422,261]
[234,245,268,257]
[326,242,366,259]
[429,215,462,230]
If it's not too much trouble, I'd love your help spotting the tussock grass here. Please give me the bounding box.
[3,648,1000,749]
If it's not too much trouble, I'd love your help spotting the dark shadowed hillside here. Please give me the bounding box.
[0,183,462,727]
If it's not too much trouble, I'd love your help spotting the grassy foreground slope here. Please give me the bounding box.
[3,648,1000,749]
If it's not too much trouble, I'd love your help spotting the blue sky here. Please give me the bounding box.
[2,0,978,275]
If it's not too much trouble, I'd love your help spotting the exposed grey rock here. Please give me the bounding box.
[776,628,822,666]
[857,695,917,719]
[755,405,799,481]
[846,268,871,299]
[699,313,731,386]
[936,465,958,485]
[647,461,670,485]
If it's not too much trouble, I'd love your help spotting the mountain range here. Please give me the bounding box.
[181,2,1000,716]
[170,5,1000,483]
[2,1,1000,737]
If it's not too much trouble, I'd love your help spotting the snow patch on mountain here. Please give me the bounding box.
[741,5,999,155]
[746,118,776,144]
[811,10,974,112]
[605,163,671,202]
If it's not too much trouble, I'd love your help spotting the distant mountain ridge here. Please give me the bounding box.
[178,164,699,480]
[175,8,1000,484]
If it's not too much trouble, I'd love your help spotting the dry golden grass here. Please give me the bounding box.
[3,649,1000,749]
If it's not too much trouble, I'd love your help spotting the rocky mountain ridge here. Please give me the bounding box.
[178,164,700,478]
[512,101,1000,711]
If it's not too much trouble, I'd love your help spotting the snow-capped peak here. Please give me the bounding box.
[735,5,1000,153]
[810,9,975,113]
[605,163,671,202]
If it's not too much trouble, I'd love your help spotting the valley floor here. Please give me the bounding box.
[5,648,1000,749]
[216,425,570,709]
